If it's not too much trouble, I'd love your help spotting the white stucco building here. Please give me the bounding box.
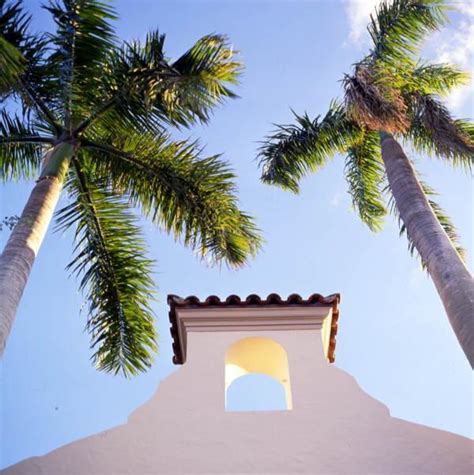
[3,293,472,474]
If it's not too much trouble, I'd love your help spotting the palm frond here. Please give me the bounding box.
[405,63,470,96]
[45,0,117,126]
[0,0,30,52]
[82,31,241,136]
[0,111,53,180]
[259,103,361,192]
[82,131,261,267]
[56,159,157,376]
[0,0,57,123]
[171,34,241,123]
[0,0,27,89]
[368,0,449,64]
[82,32,176,134]
[345,131,387,231]
[0,37,23,90]
[422,182,466,262]
[408,93,474,167]
[387,174,466,267]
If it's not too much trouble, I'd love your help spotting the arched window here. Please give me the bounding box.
[225,337,292,411]
[226,373,287,411]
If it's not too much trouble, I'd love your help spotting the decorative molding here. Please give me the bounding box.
[168,293,340,365]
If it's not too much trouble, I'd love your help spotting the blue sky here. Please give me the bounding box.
[1,0,473,469]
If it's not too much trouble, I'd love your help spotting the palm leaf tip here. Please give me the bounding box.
[174,33,242,86]
[0,0,31,48]
[99,32,242,131]
[408,94,474,168]
[0,111,48,180]
[0,36,23,87]
[200,210,262,268]
[46,0,118,93]
[420,180,466,263]
[345,131,387,232]
[369,0,449,63]
[0,0,33,88]
[83,131,261,270]
[258,131,302,193]
[409,63,470,96]
[57,167,158,377]
[258,114,328,194]
[259,105,360,193]
[387,175,466,268]
[170,33,242,122]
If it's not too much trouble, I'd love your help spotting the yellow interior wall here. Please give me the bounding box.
[225,337,292,409]
[321,309,333,360]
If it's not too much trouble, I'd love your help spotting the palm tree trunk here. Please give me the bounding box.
[0,143,73,356]
[380,132,474,367]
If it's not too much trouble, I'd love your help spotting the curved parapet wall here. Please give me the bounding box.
[3,292,472,474]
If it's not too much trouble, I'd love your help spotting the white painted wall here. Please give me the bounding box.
[3,325,472,474]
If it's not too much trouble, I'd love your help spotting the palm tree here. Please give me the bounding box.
[0,0,261,376]
[258,0,473,366]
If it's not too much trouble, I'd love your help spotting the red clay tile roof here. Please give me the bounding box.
[168,293,340,365]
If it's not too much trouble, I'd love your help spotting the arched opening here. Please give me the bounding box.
[225,337,292,411]
[226,373,287,411]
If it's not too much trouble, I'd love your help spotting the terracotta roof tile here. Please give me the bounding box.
[168,293,340,365]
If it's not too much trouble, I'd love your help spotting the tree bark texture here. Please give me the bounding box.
[0,144,72,356]
[380,133,474,367]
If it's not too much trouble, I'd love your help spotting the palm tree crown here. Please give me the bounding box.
[258,0,473,364]
[0,0,261,375]
[260,0,472,252]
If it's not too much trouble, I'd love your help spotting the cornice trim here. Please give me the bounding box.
[168,293,340,365]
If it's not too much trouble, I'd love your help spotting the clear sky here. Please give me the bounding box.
[1,0,473,469]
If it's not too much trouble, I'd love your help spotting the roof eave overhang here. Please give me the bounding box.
[168,293,340,365]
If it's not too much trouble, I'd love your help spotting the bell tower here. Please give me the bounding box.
[168,293,340,411]
[5,292,472,475]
